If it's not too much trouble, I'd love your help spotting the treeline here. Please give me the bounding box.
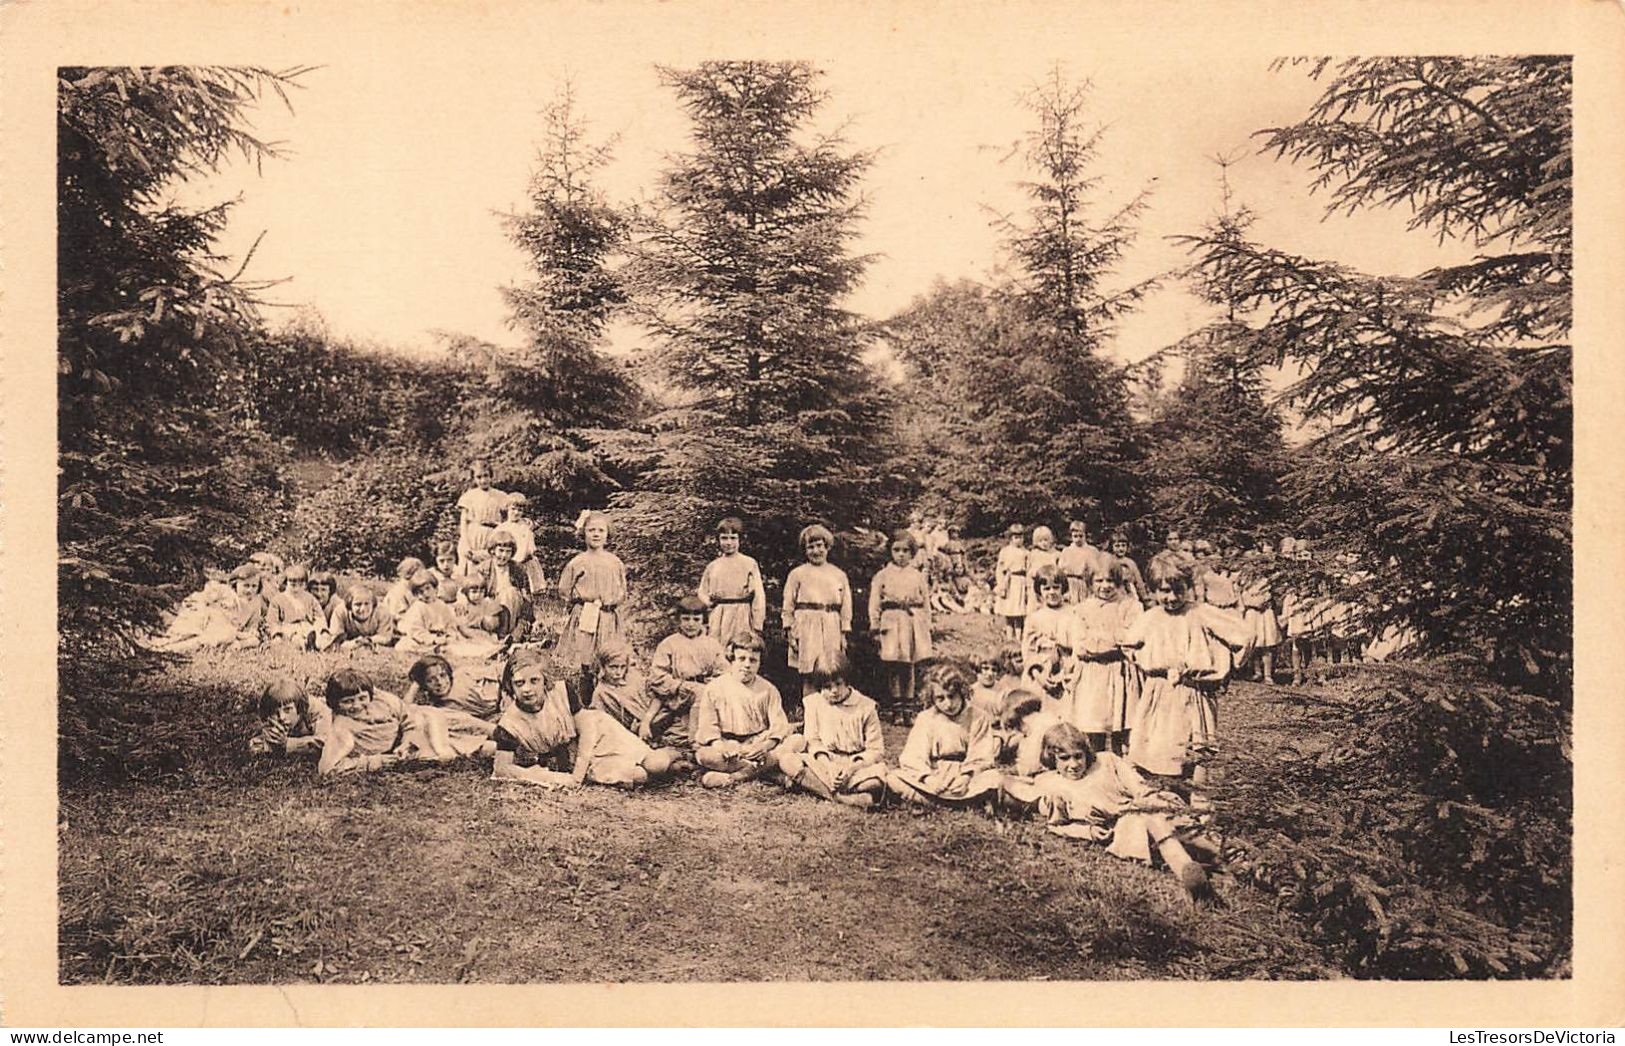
[58,57,1571,698]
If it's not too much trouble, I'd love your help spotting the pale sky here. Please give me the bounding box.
[191,7,1473,367]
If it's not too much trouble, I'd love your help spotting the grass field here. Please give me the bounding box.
[56,612,1422,984]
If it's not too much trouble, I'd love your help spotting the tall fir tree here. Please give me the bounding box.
[599,61,894,599]
[1179,57,1571,691]
[1142,164,1288,540]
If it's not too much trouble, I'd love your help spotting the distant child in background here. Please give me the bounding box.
[317,669,450,776]
[495,493,546,591]
[779,661,888,809]
[1108,529,1150,607]
[456,459,508,568]
[248,675,329,758]
[395,574,462,655]
[782,524,853,698]
[929,540,974,614]
[555,511,627,693]
[969,652,1012,722]
[1021,564,1072,689]
[1058,520,1110,605]
[993,524,1031,642]
[381,557,426,620]
[1122,563,1254,798]
[148,569,253,653]
[248,551,286,601]
[454,572,509,647]
[868,529,933,714]
[428,540,460,587]
[1060,562,1142,756]
[648,596,727,752]
[1025,526,1061,602]
[332,584,396,649]
[403,655,500,758]
[266,563,327,650]
[696,516,766,645]
[482,532,534,642]
[490,650,681,789]
[693,632,803,789]
[1198,542,1241,616]
[1240,537,1282,685]
[1032,723,1208,897]
[886,661,1003,807]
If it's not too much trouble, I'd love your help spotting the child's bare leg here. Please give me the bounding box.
[886,665,906,710]
[1259,649,1275,684]
[1147,814,1206,894]
[900,664,917,709]
[641,748,679,779]
[884,771,927,805]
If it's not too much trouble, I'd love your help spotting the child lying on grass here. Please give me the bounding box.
[247,675,328,758]
[317,669,456,776]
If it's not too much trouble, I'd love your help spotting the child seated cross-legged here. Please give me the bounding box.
[248,675,330,758]
[490,650,681,790]
[266,563,327,650]
[692,631,805,789]
[648,596,727,752]
[886,661,1004,808]
[1032,722,1209,898]
[317,670,455,776]
[778,660,888,810]
[332,584,396,649]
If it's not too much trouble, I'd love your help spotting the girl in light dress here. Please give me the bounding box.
[317,670,455,776]
[148,565,263,652]
[331,584,396,649]
[1240,537,1282,684]
[1025,525,1062,603]
[381,558,426,620]
[1060,562,1143,756]
[1020,564,1072,697]
[993,524,1030,642]
[886,661,1003,807]
[1121,562,1254,799]
[780,661,888,809]
[403,654,502,758]
[266,563,327,649]
[455,459,508,568]
[1058,520,1111,605]
[782,524,853,698]
[555,511,628,694]
[696,516,766,645]
[1032,722,1209,897]
[868,529,933,715]
[489,650,682,790]
[307,571,345,651]
[648,596,727,753]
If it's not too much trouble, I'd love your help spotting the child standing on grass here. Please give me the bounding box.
[886,661,1003,807]
[1021,564,1072,692]
[1240,538,1282,685]
[1058,520,1110,605]
[331,584,396,649]
[648,596,727,753]
[403,655,501,758]
[779,661,888,809]
[248,675,329,758]
[868,529,933,715]
[1025,526,1061,601]
[1121,563,1254,798]
[555,511,627,693]
[495,493,546,591]
[266,563,326,650]
[1033,722,1209,897]
[782,524,853,698]
[317,669,453,775]
[693,632,803,789]
[697,516,766,645]
[1060,562,1143,756]
[381,557,426,620]
[993,524,1030,642]
[490,650,682,789]
[456,459,508,568]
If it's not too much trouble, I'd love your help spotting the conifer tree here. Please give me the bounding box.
[1180,57,1571,690]
[602,61,892,593]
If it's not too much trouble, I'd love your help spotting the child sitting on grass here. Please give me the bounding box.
[266,563,326,650]
[969,651,1013,722]
[886,661,1003,808]
[648,596,727,752]
[248,675,329,758]
[693,631,803,789]
[778,660,887,810]
[1032,722,1209,898]
[381,557,427,620]
[317,670,454,776]
[454,572,509,647]
[490,650,682,790]
[307,571,345,651]
[332,584,396,649]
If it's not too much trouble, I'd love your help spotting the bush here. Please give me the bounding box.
[1218,663,1570,978]
[280,449,458,576]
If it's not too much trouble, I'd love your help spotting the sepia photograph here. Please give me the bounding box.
[7,0,1625,1028]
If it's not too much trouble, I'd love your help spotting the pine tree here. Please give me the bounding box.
[602,61,893,597]
[1179,57,1571,690]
